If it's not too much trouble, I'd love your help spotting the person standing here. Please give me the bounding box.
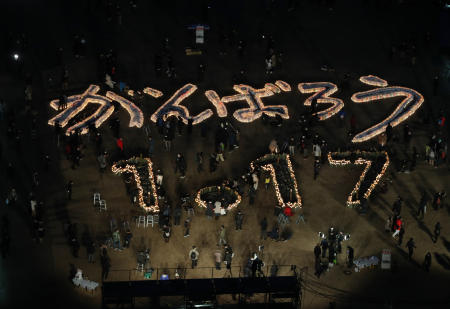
[432,222,441,243]
[423,252,432,272]
[156,170,163,186]
[224,244,233,271]
[116,137,124,158]
[112,229,122,251]
[196,152,203,173]
[189,246,199,269]
[175,153,187,178]
[288,137,295,156]
[66,180,73,200]
[406,238,416,261]
[97,152,107,173]
[124,229,133,248]
[260,217,267,240]
[174,205,182,226]
[101,255,111,281]
[385,216,393,232]
[235,211,244,230]
[386,122,393,142]
[417,192,428,219]
[214,247,222,270]
[218,225,227,246]
[320,238,328,258]
[392,216,402,238]
[392,197,402,216]
[347,246,354,268]
[87,240,95,263]
[148,136,154,158]
[314,243,321,261]
[313,160,320,180]
[312,144,321,161]
[184,218,191,237]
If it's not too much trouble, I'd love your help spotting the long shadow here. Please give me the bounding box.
[433,253,450,271]
[442,237,450,253]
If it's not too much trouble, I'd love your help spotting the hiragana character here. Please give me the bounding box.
[297,82,344,120]
[150,83,213,125]
[205,83,289,123]
[48,84,114,135]
[127,87,163,98]
[351,75,424,143]
[105,91,144,128]
[48,84,147,135]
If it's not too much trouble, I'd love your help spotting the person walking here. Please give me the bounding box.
[189,246,199,269]
[218,225,227,246]
[260,217,267,240]
[432,222,441,243]
[406,238,416,261]
[235,211,244,230]
[423,252,432,272]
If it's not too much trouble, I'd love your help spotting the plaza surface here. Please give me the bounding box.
[0,1,449,308]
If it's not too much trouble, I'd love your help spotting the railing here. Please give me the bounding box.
[104,264,297,282]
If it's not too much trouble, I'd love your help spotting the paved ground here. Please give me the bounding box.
[0,1,450,308]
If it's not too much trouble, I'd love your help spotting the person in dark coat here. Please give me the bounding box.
[432,222,441,243]
[260,217,267,240]
[314,244,321,261]
[101,255,111,281]
[347,246,354,268]
[386,122,393,142]
[175,153,187,178]
[392,197,402,216]
[235,211,244,230]
[320,238,328,258]
[174,205,182,225]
